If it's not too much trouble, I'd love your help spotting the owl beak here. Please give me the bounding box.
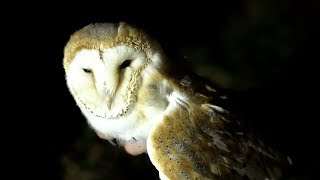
[106,95,112,110]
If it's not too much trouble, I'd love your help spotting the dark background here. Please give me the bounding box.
[6,1,318,179]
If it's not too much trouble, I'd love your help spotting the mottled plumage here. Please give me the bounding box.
[63,22,290,180]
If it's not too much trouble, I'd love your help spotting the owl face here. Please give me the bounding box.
[67,45,148,118]
[64,23,167,144]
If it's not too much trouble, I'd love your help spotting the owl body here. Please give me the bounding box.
[64,22,290,179]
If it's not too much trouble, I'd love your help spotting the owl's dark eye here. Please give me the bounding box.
[83,68,91,73]
[120,60,132,69]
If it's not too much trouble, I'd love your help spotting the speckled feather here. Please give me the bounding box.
[148,72,287,180]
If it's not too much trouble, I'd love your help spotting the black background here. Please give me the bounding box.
[6,1,318,179]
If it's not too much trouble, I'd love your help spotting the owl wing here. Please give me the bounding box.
[147,76,288,180]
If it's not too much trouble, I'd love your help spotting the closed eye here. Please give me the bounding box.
[120,60,132,69]
[83,68,91,73]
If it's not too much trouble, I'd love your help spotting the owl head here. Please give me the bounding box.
[63,22,170,145]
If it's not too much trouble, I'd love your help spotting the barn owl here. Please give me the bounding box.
[63,22,291,179]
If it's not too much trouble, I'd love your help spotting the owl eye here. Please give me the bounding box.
[83,68,92,73]
[120,60,132,69]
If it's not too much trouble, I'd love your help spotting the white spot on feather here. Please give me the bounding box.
[287,156,293,165]
[205,84,216,92]
[202,103,226,113]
